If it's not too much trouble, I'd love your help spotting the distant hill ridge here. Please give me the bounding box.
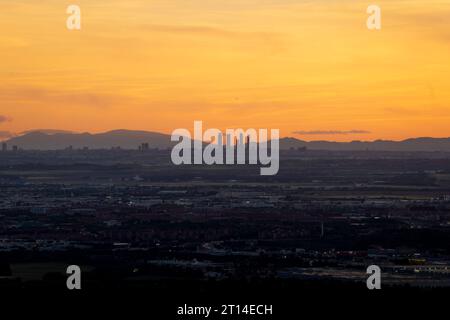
[4,129,450,151]
[5,129,170,150]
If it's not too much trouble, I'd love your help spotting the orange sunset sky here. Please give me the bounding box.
[1,0,450,141]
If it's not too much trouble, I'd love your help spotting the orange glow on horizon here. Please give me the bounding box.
[1,0,450,142]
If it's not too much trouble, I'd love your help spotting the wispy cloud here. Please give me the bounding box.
[0,86,133,109]
[19,129,76,135]
[0,115,12,123]
[293,130,371,135]
[143,24,281,39]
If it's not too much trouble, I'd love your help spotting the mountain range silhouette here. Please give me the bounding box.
[4,129,450,151]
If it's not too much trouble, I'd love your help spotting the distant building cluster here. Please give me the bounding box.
[1,143,19,152]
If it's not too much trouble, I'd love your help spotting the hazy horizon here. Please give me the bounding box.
[2,127,450,144]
